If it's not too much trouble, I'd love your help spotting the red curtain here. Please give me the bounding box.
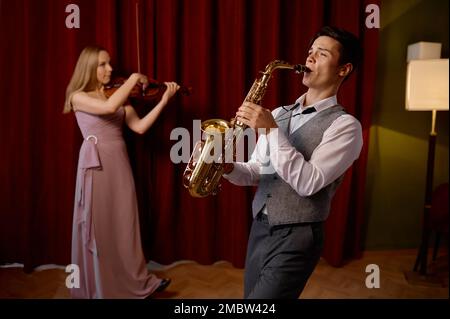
[0,0,379,271]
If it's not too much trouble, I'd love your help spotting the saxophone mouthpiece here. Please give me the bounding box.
[294,64,311,73]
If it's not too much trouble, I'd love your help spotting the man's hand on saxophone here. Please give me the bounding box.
[236,101,278,134]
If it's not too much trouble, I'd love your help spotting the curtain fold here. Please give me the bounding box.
[0,0,378,270]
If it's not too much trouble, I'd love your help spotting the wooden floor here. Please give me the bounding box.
[0,249,447,299]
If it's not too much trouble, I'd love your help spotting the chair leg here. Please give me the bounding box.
[432,232,441,261]
[414,227,431,275]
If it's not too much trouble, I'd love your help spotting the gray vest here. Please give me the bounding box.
[252,104,347,226]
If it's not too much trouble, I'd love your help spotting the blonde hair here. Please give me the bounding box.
[63,45,107,113]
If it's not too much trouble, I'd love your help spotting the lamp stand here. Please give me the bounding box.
[404,110,443,286]
[414,120,436,275]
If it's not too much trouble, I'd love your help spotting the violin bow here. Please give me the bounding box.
[135,1,141,73]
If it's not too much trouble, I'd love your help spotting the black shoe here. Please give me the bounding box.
[156,278,171,292]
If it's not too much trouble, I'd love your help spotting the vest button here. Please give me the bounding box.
[273,176,277,180]
[267,194,272,198]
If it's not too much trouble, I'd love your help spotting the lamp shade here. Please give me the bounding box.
[406,59,449,111]
[407,42,441,62]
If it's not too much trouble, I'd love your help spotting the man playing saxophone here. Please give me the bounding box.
[223,26,363,298]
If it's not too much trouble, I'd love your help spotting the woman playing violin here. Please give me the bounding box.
[64,45,178,299]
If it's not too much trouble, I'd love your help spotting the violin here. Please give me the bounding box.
[104,76,191,104]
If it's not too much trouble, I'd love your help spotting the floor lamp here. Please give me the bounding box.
[404,53,449,284]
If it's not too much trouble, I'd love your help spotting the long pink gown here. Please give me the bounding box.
[71,107,161,299]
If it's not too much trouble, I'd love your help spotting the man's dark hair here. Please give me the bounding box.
[309,26,361,76]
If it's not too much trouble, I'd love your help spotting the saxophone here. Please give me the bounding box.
[183,60,310,198]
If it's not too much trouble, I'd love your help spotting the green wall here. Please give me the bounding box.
[364,0,449,249]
